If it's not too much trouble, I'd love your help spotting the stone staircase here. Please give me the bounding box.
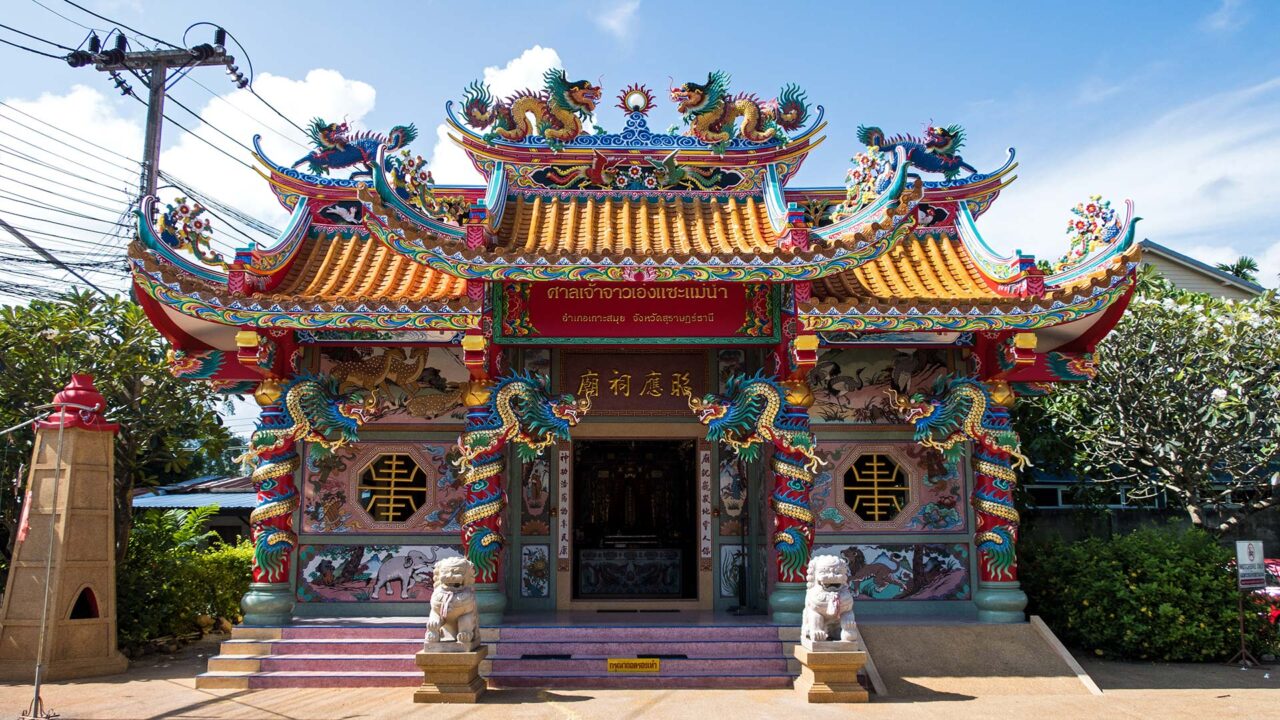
[196,621,799,690]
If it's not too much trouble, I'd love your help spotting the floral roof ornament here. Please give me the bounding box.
[156,197,228,269]
[385,150,470,223]
[1053,195,1122,273]
[832,146,894,221]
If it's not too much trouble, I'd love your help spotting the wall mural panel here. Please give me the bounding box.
[296,543,463,603]
[811,442,965,534]
[812,543,971,601]
[519,457,552,535]
[719,544,749,599]
[316,346,470,424]
[520,544,551,598]
[808,348,950,423]
[302,441,464,534]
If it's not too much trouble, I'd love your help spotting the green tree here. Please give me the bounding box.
[0,291,236,568]
[1017,272,1280,536]
[1216,255,1260,283]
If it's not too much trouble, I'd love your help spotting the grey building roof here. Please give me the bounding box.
[1140,240,1266,297]
[132,492,257,509]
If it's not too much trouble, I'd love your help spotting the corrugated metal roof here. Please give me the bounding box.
[131,492,257,509]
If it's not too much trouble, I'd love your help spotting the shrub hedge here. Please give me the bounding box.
[1021,526,1275,661]
[117,508,251,652]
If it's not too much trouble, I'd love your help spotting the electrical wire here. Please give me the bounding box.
[0,159,132,198]
[0,190,133,225]
[0,119,142,175]
[166,94,258,157]
[59,1,183,50]
[0,137,137,186]
[0,22,76,52]
[0,35,65,60]
[184,74,309,150]
[0,184,128,216]
[28,0,107,34]
[0,101,143,164]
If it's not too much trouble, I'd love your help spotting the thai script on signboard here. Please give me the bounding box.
[1237,540,1266,590]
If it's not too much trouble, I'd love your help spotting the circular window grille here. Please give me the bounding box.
[842,453,909,522]
[358,453,429,523]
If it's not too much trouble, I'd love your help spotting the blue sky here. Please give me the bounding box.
[3,0,1280,282]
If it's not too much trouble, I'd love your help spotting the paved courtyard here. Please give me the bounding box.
[0,638,1274,720]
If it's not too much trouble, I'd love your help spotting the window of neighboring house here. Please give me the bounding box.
[842,453,909,522]
[358,453,429,522]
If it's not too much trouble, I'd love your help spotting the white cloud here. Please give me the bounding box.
[158,69,378,229]
[976,76,1280,287]
[0,85,143,301]
[426,46,564,185]
[1202,0,1245,32]
[594,1,641,40]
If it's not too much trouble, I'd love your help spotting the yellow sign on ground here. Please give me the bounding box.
[606,658,661,673]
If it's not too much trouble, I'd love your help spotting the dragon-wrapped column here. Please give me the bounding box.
[969,382,1028,623]
[894,377,1029,624]
[457,382,510,626]
[242,380,301,625]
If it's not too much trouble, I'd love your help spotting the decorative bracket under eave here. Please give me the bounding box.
[234,327,300,379]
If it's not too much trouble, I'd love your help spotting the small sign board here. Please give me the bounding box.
[1236,540,1266,590]
[606,658,661,673]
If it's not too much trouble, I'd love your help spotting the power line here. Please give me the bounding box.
[184,75,309,150]
[0,101,143,164]
[0,121,142,176]
[0,214,110,297]
[0,208,132,232]
[0,22,76,52]
[0,170,133,208]
[28,0,106,34]
[0,159,133,198]
[0,137,137,186]
[58,0,182,50]
[0,184,128,216]
[0,190,132,225]
[166,94,257,156]
[0,35,64,60]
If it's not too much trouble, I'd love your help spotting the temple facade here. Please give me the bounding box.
[130,71,1139,627]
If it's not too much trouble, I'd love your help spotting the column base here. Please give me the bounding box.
[793,644,869,703]
[241,582,294,626]
[975,581,1027,624]
[475,582,506,626]
[414,646,488,703]
[768,582,805,625]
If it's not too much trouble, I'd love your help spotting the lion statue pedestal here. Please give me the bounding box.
[414,557,487,703]
[793,555,869,703]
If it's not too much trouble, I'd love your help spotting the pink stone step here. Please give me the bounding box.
[281,626,421,640]
[246,671,422,689]
[488,674,793,690]
[495,626,780,642]
[489,657,788,674]
[252,639,422,654]
[260,655,418,672]
[493,640,783,657]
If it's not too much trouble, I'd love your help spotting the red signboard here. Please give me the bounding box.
[495,282,779,344]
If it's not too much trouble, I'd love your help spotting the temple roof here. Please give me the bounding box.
[277,233,466,302]
[494,195,776,256]
[128,69,1143,361]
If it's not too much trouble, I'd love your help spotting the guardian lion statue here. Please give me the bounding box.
[423,556,480,650]
[800,554,858,646]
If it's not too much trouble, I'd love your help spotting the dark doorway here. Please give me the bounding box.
[573,439,698,600]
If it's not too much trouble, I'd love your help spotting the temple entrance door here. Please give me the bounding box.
[572,439,699,600]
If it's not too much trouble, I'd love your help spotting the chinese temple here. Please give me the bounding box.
[130,69,1139,684]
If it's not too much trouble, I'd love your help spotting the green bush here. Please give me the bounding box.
[117,508,252,651]
[1021,526,1275,662]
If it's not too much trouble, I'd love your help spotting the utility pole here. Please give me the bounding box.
[69,33,238,201]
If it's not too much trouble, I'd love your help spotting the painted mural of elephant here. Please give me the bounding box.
[371,548,439,599]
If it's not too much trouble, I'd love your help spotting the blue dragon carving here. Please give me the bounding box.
[857,124,977,180]
[293,118,418,178]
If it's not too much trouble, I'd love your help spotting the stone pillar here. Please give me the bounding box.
[0,374,129,680]
[240,379,300,626]
[972,382,1027,623]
